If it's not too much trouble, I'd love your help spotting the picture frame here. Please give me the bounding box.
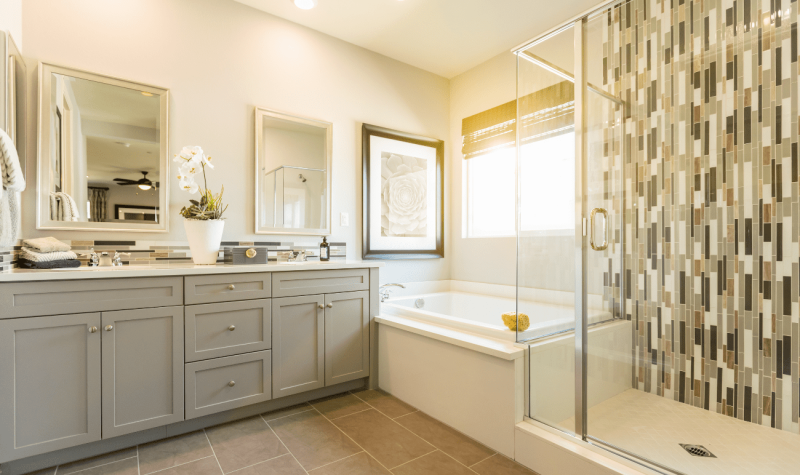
[362,123,444,260]
[115,204,159,223]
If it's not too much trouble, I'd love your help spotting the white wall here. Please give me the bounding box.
[19,0,450,283]
[0,0,22,50]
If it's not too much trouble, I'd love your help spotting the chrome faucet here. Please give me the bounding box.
[82,249,130,267]
[379,283,405,302]
[288,250,307,262]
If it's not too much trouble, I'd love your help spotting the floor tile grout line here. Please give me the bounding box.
[325,407,374,421]
[346,390,418,422]
[141,456,216,475]
[203,428,225,475]
[224,453,293,475]
[59,455,139,475]
[136,445,141,475]
[309,407,395,473]
[305,450,365,472]
[387,448,439,471]
[393,410,418,420]
[263,407,315,423]
[260,414,310,475]
[435,446,481,474]
[468,453,497,468]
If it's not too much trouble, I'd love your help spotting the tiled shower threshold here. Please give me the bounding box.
[562,389,800,474]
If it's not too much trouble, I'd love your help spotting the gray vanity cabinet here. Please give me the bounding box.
[325,291,370,385]
[271,295,325,398]
[0,313,102,463]
[101,307,185,438]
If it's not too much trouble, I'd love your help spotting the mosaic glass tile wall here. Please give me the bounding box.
[602,0,800,433]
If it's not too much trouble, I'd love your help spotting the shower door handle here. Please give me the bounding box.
[589,207,608,251]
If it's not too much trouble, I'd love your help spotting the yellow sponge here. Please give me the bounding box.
[502,312,530,331]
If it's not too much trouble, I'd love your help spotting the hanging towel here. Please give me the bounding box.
[20,247,78,262]
[23,237,71,253]
[58,192,80,221]
[18,258,82,269]
[0,128,24,247]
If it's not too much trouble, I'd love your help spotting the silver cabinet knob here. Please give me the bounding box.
[104,325,114,332]
[326,303,333,308]
[88,326,98,333]
[228,381,235,387]
[228,325,236,331]
[318,304,324,309]
[228,284,236,291]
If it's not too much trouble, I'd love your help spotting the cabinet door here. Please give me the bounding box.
[101,307,184,438]
[0,313,101,463]
[324,291,370,386]
[272,295,324,398]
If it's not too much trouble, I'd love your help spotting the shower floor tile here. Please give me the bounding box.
[562,389,800,475]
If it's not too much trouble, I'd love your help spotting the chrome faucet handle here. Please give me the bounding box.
[113,252,131,266]
[79,249,100,267]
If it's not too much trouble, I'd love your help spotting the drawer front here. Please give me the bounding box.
[185,351,272,419]
[0,277,183,319]
[272,269,369,298]
[185,273,271,305]
[185,300,271,362]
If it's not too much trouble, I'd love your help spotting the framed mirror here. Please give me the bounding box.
[255,107,332,235]
[37,63,169,232]
[1,31,25,179]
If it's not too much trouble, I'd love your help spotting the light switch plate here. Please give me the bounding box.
[340,212,349,226]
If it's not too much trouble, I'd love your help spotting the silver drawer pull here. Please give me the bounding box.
[88,326,98,333]
[228,284,236,291]
[228,381,235,387]
[228,325,236,331]
[326,303,333,308]
[318,304,324,309]
[104,325,114,332]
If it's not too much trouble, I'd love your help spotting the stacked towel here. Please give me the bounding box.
[49,192,80,221]
[18,238,81,269]
[0,127,25,246]
[23,237,71,253]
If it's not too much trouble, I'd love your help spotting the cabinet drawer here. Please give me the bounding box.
[271,269,369,298]
[185,273,271,304]
[185,300,271,362]
[185,351,272,419]
[0,277,183,319]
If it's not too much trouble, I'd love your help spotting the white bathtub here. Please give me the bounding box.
[382,285,613,341]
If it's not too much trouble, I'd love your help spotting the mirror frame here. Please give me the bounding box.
[254,107,332,236]
[36,62,170,232]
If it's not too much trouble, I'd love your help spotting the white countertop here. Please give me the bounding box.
[0,260,384,282]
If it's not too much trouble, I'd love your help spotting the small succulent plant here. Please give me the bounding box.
[174,146,228,220]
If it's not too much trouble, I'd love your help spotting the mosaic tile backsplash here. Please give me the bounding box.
[0,239,346,271]
[601,0,800,433]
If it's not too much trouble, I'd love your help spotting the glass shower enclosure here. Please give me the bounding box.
[516,0,800,474]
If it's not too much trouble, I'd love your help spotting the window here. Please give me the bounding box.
[463,133,575,238]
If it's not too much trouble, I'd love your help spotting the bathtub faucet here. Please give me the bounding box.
[379,283,405,302]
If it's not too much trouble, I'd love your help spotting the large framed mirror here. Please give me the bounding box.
[37,63,169,232]
[255,107,332,235]
[1,31,25,179]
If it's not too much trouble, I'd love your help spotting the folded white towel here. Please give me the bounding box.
[23,237,71,253]
[20,247,78,262]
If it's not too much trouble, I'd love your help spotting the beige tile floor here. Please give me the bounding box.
[561,389,800,475]
[27,389,536,475]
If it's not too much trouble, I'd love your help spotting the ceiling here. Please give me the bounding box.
[233,0,600,79]
[67,76,160,128]
[86,137,159,184]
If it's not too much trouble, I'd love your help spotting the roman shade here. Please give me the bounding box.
[461,81,575,160]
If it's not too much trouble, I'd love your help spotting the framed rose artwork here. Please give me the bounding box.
[362,124,444,259]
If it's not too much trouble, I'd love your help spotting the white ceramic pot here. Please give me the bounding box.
[184,219,225,265]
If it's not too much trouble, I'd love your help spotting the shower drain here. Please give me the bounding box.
[679,444,716,458]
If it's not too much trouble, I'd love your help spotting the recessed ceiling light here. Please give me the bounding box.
[293,0,318,10]
[141,91,154,97]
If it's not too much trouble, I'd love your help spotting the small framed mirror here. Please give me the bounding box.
[255,107,332,235]
[37,63,169,232]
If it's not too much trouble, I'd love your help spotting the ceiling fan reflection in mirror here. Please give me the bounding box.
[113,171,159,191]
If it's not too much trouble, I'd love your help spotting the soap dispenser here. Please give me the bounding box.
[320,237,330,261]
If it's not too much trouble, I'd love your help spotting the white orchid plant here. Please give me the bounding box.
[174,146,228,220]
